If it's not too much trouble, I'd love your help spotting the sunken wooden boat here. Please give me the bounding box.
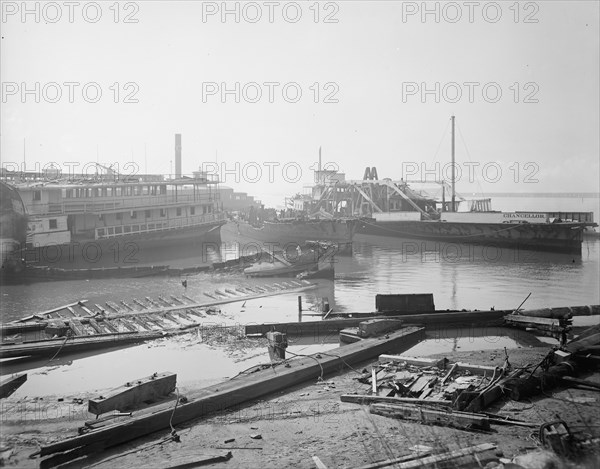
[0,280,317,359]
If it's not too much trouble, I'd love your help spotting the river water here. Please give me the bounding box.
[0,195,599,399]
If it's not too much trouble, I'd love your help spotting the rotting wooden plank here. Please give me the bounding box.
[162,451,233,469]
[15,301,89,322]
[87,319,104,335]
[340,394,451,407]
[0,373,27,399]
[66,306,77,317]
[116,319,138,333]
[158,296,173,306]
[372,443,497,469]
[100,321,119,335]
[37,327,425,459]
[379,355,446,368]
[181,294,195,303]
[162,312,183,325]
[505,315,564,327]
[88,372,176,415]
[455,363,500,376]
[170,295,185,305]
[187,308,205,318]
[79,305,95,316]
[68,319,86,336]
[442,363,458,384]
[136,316,159,331]
[204,292,218,299]
[129,317,152,332]
[105,303,120,313]
[370,403,491,431]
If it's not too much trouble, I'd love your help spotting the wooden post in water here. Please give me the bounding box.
[298,295,302,322]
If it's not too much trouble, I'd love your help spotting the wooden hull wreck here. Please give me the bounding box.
[0,280,317,359]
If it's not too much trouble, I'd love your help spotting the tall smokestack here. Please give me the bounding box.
[175,134,182,178]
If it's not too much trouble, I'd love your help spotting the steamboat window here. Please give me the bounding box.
[145,210,151,218]
[116,212,123,220]
[131,211,137,219]
[49,219,57,229]
[190,207,195,215]
[160,209,166,217]
[33,190,41,201]
[176,208,182,216]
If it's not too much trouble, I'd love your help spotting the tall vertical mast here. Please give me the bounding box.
[451,115,456,212]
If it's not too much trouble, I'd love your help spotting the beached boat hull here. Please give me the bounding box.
[357,219,590,253]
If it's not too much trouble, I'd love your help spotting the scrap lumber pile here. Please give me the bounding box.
[342,354,538,432]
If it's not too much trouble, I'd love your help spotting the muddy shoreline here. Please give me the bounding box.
[2,338,599,468]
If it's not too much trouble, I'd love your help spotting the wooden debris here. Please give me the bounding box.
[88,372,176,415]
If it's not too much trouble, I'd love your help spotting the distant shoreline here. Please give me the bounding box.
[473,193,600,198]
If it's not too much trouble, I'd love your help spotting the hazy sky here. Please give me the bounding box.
[2,1,599,207]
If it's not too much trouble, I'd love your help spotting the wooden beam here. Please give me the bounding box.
[341,394,451,407]
[88,372,177,416]
[378,355,446,368]
[369,403,491,431]
[0,373,27,398]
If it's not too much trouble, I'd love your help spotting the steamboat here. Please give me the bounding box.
[1,166,226,271]
[291,117,596,253]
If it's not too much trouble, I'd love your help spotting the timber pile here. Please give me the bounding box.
[354,355,508,411]
[0,280,316,359]
[342,354,540,431]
